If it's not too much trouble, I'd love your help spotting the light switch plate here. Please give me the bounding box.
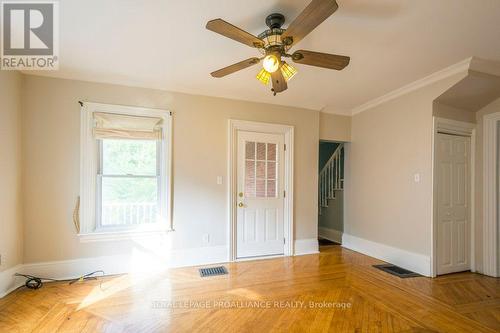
[216,176,223,185]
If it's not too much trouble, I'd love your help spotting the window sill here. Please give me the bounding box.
[78,228,174,243]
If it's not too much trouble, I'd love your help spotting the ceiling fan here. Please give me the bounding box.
[206,0,350,95]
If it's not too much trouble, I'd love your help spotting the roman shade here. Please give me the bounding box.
[93,112,163,140]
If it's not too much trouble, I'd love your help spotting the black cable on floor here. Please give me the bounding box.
[14,270,105,290]
[69,270,105,285]
[14,273,58,289]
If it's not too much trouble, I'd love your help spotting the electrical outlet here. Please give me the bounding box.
[202,234,210,244]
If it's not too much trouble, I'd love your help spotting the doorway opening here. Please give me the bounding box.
[318,141,345,246]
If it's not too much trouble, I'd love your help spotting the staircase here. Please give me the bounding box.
[319,143,344,215]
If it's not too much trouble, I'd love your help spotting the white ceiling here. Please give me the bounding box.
[27,0,500,114]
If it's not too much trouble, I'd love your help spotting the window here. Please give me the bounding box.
[80,103,172,240]
[98,139,159,227]
[244,141,278,198]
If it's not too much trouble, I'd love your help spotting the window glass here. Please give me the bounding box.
[101,177,158,226]
[102,139,157,176]
[100,139,158,227]
[244,141,278,198]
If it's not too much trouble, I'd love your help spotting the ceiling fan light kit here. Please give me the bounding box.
[256,68,271,85]
[262,54,280,73]
[206,0,350,95]
[280,62,298,82]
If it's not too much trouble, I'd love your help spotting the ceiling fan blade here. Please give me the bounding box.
[292,50,350,70]
[281,0,339,47]
[271,70,288,94]
[210,57,261,78]
[206,19,263,48]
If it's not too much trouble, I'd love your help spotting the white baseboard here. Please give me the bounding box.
[0,245,229,298]
[294,238,319,256]
[342,234,431,277]
[318,227,343,244]
[1,240,326,298]
[0,265,25,298]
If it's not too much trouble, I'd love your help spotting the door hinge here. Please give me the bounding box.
[283,190,286,198]
[283,238,286,244]
[284,144,286,151]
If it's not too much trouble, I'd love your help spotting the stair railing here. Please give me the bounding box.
[318,144,344,214]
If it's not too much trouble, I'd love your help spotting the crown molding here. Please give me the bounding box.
[320,106,352,116]
[351,58,473,116]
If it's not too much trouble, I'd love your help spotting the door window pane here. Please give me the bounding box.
[244,140,278,198]
[267,162,276,179]
[256,161,266,179]
[256,179,266,198]
[256,142,266,160]
[267,143,276,161]
[245,141,255,159]
[245,176,256,197]
[267,180,276,197]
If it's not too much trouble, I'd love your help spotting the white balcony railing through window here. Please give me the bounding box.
[101,202,158,226]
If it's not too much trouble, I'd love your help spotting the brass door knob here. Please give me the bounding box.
[238,202,244,207]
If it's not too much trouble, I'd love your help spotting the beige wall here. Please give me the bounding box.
[21,75,320,263]
[474,97,500,272]
[319,112,351,142]
[345,73,467,257]
[433,102,476,123]
[0,71,23,272]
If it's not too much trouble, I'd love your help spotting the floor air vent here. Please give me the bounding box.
[199,266,228,277]
[373,264,420,278]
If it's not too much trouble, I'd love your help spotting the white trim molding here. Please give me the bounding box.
[342,234,431,277]
[350,57,500,116]
[318,227,343,244]
[0,265,24,298]
[431,117,476,277]
[483,112,500,277]
[351,58,471,115]
[294,239,319,256]
[79,102,173,240]
[0,246,228,298]
[228,120,294,261]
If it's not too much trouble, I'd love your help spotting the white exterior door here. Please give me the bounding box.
[436,133,471,275]
[236,131,285,259]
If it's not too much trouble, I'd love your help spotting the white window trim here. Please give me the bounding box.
[79,102,173,242]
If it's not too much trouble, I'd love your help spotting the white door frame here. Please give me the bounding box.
[431,117,476,277]
[228,120,294,261]
[483,112,500,277]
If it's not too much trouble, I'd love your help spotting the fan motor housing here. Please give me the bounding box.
[265,13,285,29]
[259,13,287,54]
